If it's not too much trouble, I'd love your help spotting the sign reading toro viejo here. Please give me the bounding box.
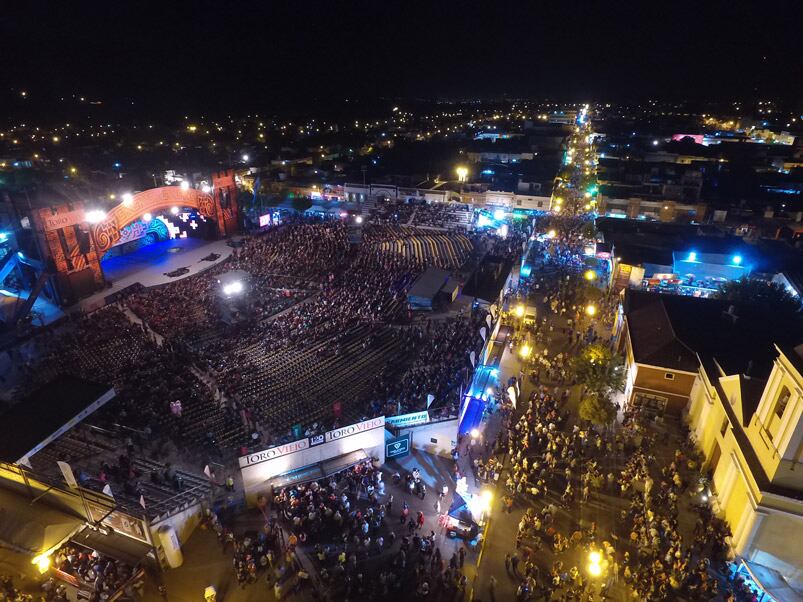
[325,417,385,442]
[238,416,386,469]
[239,438,311,468]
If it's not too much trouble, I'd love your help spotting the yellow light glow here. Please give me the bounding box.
[584,191,592,198]
[520,343,532,359]
[52,136,60,143]
[589,551,601,564]
[584,270,596,281]
[33,554,50,574]
[547,229,556,238]
[515,305,524,318]
[479,489,493,510]
[455,166,468,182]
[587,561,602,577]
[586,305,597,316]
[69,167,77,174]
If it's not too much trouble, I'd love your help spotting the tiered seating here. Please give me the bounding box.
[222,326,407,440]
[373,230,473,269]
[29,425,211,517]
[409,202,473,230]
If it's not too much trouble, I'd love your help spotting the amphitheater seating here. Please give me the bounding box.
[373,228,473,269]
[29,424,211,517]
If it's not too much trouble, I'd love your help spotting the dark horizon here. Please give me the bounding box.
[1,1,802,121]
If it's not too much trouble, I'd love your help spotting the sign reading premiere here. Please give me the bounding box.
[239,416,387,504]
[385,411,430,429]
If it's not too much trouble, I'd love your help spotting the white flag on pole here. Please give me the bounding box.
[139,495,146,510]
[102,484,114,499]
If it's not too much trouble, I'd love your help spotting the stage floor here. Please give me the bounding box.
[77,237,236,312]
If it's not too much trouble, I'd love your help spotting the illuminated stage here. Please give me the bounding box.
[77,237,235,312]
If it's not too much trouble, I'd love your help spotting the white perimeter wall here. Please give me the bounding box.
[399,419,459,458]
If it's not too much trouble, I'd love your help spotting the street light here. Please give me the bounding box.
[587,550,603,577]
[456,166,468,182]
[32,554,51,574]
[515,304,525,318]
[585,304,597,316]
[519,343,532,359]
[584,270,597,281]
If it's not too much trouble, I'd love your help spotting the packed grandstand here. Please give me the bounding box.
[13,213,526,517]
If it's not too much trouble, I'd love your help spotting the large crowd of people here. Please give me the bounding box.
[17,216,488,473]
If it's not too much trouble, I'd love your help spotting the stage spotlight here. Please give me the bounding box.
[222,281,244,296]
[85,209,107,224]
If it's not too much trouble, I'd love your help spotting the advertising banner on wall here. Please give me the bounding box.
[385,434,411,459]
[385,411,430,429]
[239,417,386,504]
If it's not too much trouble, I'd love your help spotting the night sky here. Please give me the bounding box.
[2,1,801,119]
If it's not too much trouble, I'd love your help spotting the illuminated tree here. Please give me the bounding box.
[579,393,616,426]
[570,344,625,399]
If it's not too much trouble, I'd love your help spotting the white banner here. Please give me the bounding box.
[239,416,387,505]
[507,385,518,409]
[426,394,435,409]
[239,438,310,468]
[325,416,385,443]
[386,411,430,429]
[57,461,77,489]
